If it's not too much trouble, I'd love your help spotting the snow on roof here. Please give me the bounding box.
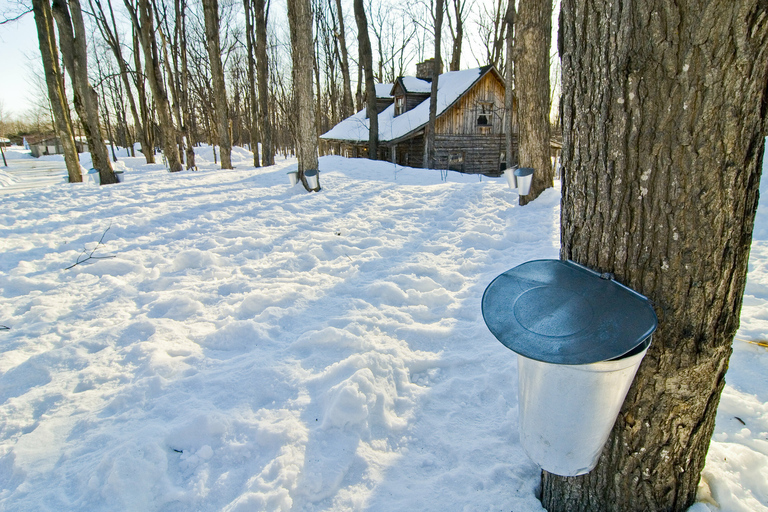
[375,83,394,98]
[399,76,432,94]
[321,67,483,143]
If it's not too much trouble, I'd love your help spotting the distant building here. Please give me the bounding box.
[322,63,521,176]
[26,134,89,157]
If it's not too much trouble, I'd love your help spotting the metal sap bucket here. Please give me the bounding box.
[504,168,518,189]
[305,169,319,189]
[482,259,657,476]
[287,171,299,186]
[514,167,534,195]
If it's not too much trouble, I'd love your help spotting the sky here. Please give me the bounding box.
[0,3,39,117]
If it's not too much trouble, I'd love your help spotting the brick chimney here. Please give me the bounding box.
[415,58,443,81]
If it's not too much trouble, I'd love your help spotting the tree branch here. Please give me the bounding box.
[65,224,117,270]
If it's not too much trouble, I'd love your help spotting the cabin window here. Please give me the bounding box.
[448,151,465,171]
[395,96,406,116]
[477,101,494,130]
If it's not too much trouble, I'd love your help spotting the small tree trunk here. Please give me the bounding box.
[353,0,378,159]
[32,0,81,182]
[255,0,274,166]
[423,0,444,169]
[504,0,515,169]
[131,24,155,163]
[515,0,551,205]
[542,1,768,510]
[286,0,320,190]
[334,0,354,118]
[243,0,261,167]
[202,0,232,169]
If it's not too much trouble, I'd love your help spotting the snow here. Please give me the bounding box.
[0,143,766,511]
[321,68,483,143]
[398,77,432,94]
[374,84,393,99]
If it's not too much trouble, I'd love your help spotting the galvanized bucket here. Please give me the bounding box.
[482,259,657,476]
[504,168,518,189]
[514,167,534,195]
[287,171,299,186]
[305,169,319,189]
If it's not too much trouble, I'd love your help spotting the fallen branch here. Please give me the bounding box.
[66,224,116,270]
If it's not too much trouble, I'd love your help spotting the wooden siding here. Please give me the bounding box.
[432,134,518,176]
[435,71,517,136]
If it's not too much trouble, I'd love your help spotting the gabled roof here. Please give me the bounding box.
[393,76,432,95]
[321,66,494,144]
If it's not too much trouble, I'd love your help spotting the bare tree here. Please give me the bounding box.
[255,0,274,165]
[515,0,551,205]
[445,0,466,71]
[286,0,320,190]
[125,0,182,172]
[51,0,117,184]
[542,1,768,510]
[333,0,354,118]
[31,0,81,182]
[422,0,443,168]
[353,0,377,159]
[202,0,232,169]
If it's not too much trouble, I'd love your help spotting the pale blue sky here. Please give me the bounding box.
[0,4,40,117]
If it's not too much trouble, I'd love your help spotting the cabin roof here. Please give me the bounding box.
[321,66,494,144]
[375,83,394,98]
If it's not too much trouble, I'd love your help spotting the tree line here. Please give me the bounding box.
[4,0,554,191]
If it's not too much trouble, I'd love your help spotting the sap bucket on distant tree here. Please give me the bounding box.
[504,167,518,190]
[481,259,657,477]
[287,171,299,186]
[305,169,319,189]
[514,167,534,195]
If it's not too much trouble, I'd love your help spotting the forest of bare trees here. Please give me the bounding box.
[3,0,539,184]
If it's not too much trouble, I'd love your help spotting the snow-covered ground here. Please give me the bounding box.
[0,144,766,511]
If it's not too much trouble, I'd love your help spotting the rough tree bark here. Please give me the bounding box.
[31,0,81,182]
[132,23,155,163]
[127,0,182,172]
[515,0,551,205]
[202,0,232,169]
[286,0,320,190]
[353,0,378,159]
[504,0,515,169]
[334,0,354,119]
[243,0,260,167]
[423,0,444,169]
[542,1,768,510]
[255,0,274,166]
[175,0,195,169]
[51,0,117,184]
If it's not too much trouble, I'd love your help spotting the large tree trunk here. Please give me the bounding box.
[52,0,117,185]
[128,0,182,172]
[423,0,444,169]
[353,0,378,159]
[286,0,320,190]
[515,0,551,205]
[254,0,274,166]
[31,0,81,182]
[202,0,232,169]
[542,1,768,510]
[334,0,354,119]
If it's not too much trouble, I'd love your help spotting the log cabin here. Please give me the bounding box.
[321,62,520,176]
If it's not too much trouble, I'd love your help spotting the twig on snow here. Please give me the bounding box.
[65,224,117,270]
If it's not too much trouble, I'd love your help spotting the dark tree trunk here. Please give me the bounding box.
[255,0,273,166]
[334,0,354,118]
[423,0,444,169]
[515,0,551,205]
[542,1,768,510]
[31,0,81,182]
[202,0,232,169]
[132,23,155,163]
[52,0,117,184]
[504,0,515,169]
[286,0,320,190]
[243,0,261,167]
[353,0,377,159]
[176,0,195,169]
[448,0,464,71]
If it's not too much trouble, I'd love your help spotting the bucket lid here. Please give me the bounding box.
[514,167,534,177]
[482,259,657,365]
[305,170,318,177]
